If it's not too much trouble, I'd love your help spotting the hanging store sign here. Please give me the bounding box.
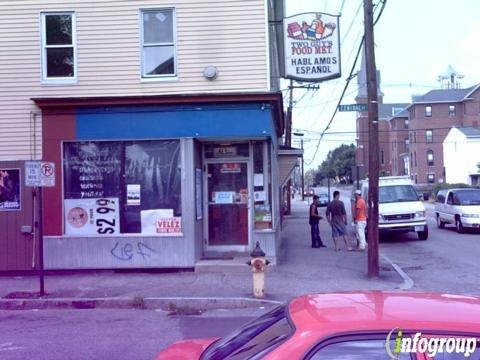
[284,12,341,82]
[64,198,119,235]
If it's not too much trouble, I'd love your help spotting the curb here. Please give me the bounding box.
[380,253,414,290]
[0,296,284,311]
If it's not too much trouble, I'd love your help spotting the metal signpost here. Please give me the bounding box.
[25,161,55,296]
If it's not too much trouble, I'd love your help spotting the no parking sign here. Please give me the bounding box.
[25,161,55,187]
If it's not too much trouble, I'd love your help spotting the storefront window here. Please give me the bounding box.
[63,140,181,236]
[253,142,273,230]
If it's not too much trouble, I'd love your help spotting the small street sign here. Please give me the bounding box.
[25,161,55,187]
[338,103,368,112]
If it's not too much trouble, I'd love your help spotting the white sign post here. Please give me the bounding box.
[284,12,341,82]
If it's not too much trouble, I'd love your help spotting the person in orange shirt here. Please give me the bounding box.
[353,190,367,250]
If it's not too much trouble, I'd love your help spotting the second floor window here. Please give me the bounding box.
[426,129,433,143]
[141,9,176,78]
[425,105,432,117]
[41,12,76,81]
[449,105,456,116]
[427,150,434,166]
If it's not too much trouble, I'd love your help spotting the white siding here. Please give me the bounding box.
[0,0,269,160]
[443,129,480,184]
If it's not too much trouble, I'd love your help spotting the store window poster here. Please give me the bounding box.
[0,168,21,211]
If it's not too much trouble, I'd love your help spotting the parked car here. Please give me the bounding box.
[303,188,315,197]
[155,291,480,359]
[317,193,329,206]
[435,188,480,232]
[353,176,428,240]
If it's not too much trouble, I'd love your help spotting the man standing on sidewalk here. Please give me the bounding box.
[353,190,367,250]
[309,195,326,248]
[326,191,352,251]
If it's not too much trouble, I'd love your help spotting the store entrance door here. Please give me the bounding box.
[205,161,249,250]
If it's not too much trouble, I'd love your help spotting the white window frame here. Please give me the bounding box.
[425,105,432,117]
[449,104,456,116]
[139,8,178,80]
[40,12,77,84]
[425,129,433,143]
[427,150,434,166]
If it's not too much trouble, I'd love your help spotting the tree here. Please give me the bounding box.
[317,144,356,183]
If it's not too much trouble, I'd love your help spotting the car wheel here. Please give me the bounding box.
[455,217,465,234]
[436,214,445,229]
[418,226,428,240]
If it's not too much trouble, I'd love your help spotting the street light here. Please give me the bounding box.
[293,132,305,201]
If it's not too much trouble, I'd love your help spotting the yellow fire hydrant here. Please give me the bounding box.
[246,242,270,298]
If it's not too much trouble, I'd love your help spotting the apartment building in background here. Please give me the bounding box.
[407,85,480,184]
[355,61,480,186]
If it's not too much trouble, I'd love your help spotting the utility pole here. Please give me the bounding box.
[300,138,304,201]
[285,79,293,214]
[364,0,380,278]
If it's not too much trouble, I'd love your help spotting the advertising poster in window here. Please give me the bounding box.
[0,168,20,211]
[140,209,182,235]
[127,184,141,206]
[63,142,122,199]
[284,12,341,81]
[64,198,119,235]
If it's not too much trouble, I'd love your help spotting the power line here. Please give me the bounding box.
[306,0,389,166]
[293,124,479,135]
[305,37,365,165]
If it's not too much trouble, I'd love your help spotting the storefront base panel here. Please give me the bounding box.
[252,225,281,262]
[44,236,194,269]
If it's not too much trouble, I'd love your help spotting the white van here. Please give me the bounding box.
[434,188,480,232]
[354,176,428,240]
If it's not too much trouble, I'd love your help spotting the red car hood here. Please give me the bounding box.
[155,337,219,360]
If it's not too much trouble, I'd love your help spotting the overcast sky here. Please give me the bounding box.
[284,0,480,169]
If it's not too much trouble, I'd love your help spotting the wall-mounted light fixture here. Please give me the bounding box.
[203,66,218,80]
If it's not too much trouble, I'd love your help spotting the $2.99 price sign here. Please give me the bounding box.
[95,198,118,234]
[64,198,119,235]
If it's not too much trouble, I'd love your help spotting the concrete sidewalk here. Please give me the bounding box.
[0,197,403,311]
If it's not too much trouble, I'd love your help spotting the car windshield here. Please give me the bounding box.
[455,189,480,205]
[379,185,419,203]
[200,305,293,360]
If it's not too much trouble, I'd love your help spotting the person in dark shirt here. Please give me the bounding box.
[309,195,326,248]
[326,190,352,251]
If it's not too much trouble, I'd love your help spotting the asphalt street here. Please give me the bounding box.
[0,308,264,360]
[1,186,478,359]
[333,186,480,297]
